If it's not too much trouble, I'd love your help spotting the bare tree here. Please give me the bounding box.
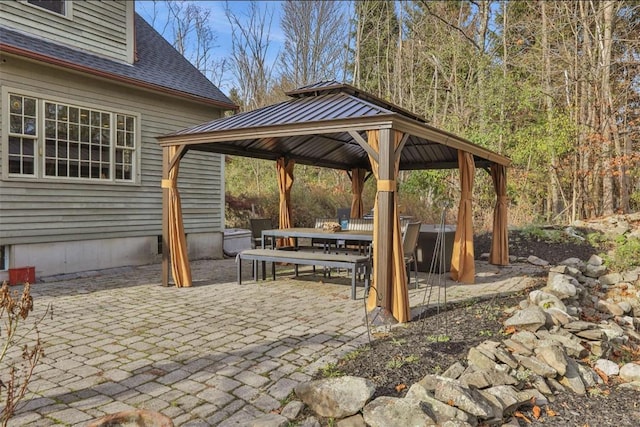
[139,1,227,88]
[278,0,347,88]
[225,0,277,110]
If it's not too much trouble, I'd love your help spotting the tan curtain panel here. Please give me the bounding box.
[167,145,192,288]
[450,150,476,284]
[365,130,410,323]
[350,168,366,219]
[276,157,295,247]
[489,163,509,265]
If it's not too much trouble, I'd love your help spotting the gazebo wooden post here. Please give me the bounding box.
[375,128,395,308]
[161,146,170,287]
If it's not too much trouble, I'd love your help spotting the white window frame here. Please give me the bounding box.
[21,0,73,20]
[0,245,7,272]
[2,87,141,185]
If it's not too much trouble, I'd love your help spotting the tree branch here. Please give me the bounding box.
[418,0,482,52]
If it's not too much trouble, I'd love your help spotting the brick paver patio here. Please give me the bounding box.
[6,258,542,426]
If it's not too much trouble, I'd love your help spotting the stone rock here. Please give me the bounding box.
[585,263,607,278]
[619,363,640,382]
[405,384,475,425]
[599,273,623,286]
[599,321,625,340]
[336,414,367,427]
[417,374,439,392]
[597,300,625,316]
[588,254,604,266]
[564,226,585,240]
[558,358,586,395]
[298,417,322,427]
[467,347,497,372]
[627,329,640,342]
[459,371,491,389]
[563,320,597,332]
[618,381,640,391]
[443,362,466,379]
[578,364,600,387]
[530,374,553,395]
[514,354,557,378]
[527,255,549,267]
[504,307,547,332]
[560,257,586,272]
[473,390,504,422]
[440,421,475,427]
[617,301,632,314]
[546,274,578,299]
[492,347,519,369]
[250,413,289,427]
[595,359,620,376]
[529,290,567,312]
[481,369,519,387]
[574,328,605,340]
[295,376,376,418]
[481,385,530,415]
[511,331,539,348]
[280,400,305,420]
[536,330,588,358]
[586,340,612,358]
[502,338,533,356]
[545,307,575,326]
[550,265,568,274]
[517,389,549,407]
[622,270,639,283]
[534,343,569,376]
[546,377,566,393]
[363,396,436,427]
[434,377,494,419]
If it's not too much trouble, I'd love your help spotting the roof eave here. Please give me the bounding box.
[392,117,512,167]
[157,115,398,146]
[0,44,238,111]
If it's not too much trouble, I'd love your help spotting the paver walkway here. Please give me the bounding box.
[7,258,543,426]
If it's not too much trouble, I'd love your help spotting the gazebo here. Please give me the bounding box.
[158,81,510,323]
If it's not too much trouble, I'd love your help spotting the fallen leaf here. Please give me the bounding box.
[514,411,531,424]
[395,383,406,392]
[545,406,558,417]
[594,367,609,384]
[532,405,541,419]
[504,325,516,335]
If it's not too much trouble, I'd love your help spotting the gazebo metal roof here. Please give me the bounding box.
[158,81,511,322]
[159,80,510,171]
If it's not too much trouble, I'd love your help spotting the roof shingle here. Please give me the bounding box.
[0,14,236,109]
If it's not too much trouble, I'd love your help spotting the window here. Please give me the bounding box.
[0,246,6,271]
[27,0,65,15]
[6,93,137,182]
[8,95,37,176]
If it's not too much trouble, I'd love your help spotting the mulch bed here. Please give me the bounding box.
[308,228,640,426]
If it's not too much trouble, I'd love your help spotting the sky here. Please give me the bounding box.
[135,1,286,92]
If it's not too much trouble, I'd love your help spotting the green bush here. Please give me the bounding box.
[604,236,640,273]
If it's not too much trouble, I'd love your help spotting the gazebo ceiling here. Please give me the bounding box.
[158,80,510,171]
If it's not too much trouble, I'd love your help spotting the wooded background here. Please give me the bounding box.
[145,0,639,229]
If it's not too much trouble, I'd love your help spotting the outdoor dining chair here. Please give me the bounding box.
[403,221,422,289]
[249,218,273,248]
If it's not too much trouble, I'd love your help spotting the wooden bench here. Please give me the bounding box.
[237,249,371,300]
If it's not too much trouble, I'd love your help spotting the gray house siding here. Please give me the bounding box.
[0,1,133,64]
[0,56,225,277]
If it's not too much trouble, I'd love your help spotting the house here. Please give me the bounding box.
[0,0,236,282]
